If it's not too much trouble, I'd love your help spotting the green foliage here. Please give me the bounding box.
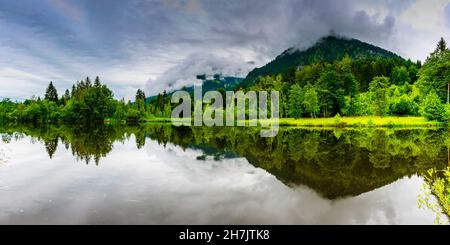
[242,35,400,87]
[420,92,446,121]
[391,66,411,85]
[317,66,345,116]
[419,167,450,224]
[303,85,320,118]
[288,84,303,118]
[124,108,141,122]
[352,92,372,116]
[416,49,450,103]
[45,81,58,103]
[369,76,389,116]
[135,89,146,113]
[0,76,148,124]
[247,47,423,119]
[237,36,450,121]
[0,99,17,122]
[389,94,418,116]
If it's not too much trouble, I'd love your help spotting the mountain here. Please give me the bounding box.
[192,75,243,93]
[146,75,243,102]
[242,35,401,88]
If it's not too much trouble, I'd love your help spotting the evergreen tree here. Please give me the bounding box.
[85,77,92,88]
[135,89,146,113]
[436,37,447,53]
[340,56,358,109]
[71,84,76,97]
[417,47,450,103]
[341,56,358,92]
[428,37,449,61]
[79,80,85,90]
[135,89,146,101]
[94,76,101,87]
[156,93,163,113]
[45,81,58,102]
[64,89,70,100]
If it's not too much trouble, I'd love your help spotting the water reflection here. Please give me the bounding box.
[0,124,448,224]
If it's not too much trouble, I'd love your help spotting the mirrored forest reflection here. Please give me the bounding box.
[1,123,449,200]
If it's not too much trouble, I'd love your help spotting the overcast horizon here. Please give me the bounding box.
[0,0,449,101]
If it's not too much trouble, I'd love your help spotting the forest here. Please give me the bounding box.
[248,37,450,121]
[0,37,449,125]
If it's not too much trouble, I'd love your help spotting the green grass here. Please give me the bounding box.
[143,116,445,128]
[143,117,191,124]
[276,116,444,128]
[142,117,172,122]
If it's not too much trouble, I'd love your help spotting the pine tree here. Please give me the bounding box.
[85,77,92,88]
[94,76,101,87]
[436,37,447,53]
[429,37,449,61]
[45,81,58,102]
[79,80,85,90]
[71,84,76,97]
[135,89,147,112]
[341,55,358,107]
[64,89,70,100]
[135,89,146,101]
[418,39,450,103]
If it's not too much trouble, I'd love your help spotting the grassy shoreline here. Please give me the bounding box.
[277,116,444,128]
[143,116,445,128]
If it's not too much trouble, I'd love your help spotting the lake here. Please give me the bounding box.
[0,124,448,224]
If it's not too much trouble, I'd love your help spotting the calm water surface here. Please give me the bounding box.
[0,125,447,224]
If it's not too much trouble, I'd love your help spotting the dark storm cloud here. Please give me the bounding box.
[155,0,398,56]
[146,0,399,95]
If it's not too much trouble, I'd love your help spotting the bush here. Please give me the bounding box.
[389,95,419,116]
[420,92,446,121]
[125,108,141,122]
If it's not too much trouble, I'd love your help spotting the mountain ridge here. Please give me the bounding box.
[242,35,402,88]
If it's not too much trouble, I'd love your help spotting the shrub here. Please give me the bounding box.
[389,95,419,116]
[419,92,446,121]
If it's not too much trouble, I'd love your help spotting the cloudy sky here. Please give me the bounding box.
[0,0,449,100]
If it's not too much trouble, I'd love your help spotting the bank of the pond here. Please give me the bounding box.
[142,116,445,128]
[277,116,444,128]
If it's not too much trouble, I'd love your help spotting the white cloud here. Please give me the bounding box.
[400,0,448,32]
[145,52,256,96]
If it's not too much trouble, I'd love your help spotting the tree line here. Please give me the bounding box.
[0,76,173,124]
[1,38,449,124]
